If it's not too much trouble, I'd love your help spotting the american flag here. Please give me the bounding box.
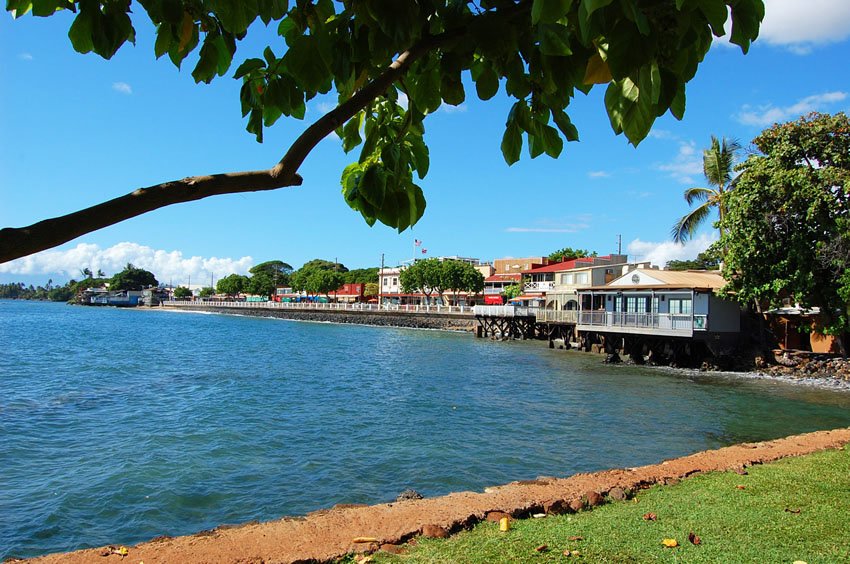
[414,239,422,246]
[421,248,427,254]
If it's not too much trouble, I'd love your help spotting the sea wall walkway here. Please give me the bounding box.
[162,300,476,332]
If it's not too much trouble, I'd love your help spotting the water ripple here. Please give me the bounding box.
[2,300,850,559]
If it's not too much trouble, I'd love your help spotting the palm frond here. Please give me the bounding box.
[703,136,742,190]
[671,202,713,244]
[683,187,716,206]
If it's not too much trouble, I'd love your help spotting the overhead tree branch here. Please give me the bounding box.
[0,2,531,264]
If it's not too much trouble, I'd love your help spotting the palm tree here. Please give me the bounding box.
[671,136,741,243]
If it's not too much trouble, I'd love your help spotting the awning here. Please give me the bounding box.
[509,295,546,301]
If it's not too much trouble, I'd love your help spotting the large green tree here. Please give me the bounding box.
[246,260,294,296]
[399,257,443,303]
[671,135,741,243]
[547,247,595,262]
[216,273,249,297]
[440,259,484,304]
[110,263,159,291]
[1,0,764,262]
[719,112,850,350]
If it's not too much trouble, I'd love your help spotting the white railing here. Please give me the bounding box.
[524,281,554,292]
[483,288,505,294]
[535,310,579,323]
[166,300,473,315]
[577,311,708,332]
[472,305,533,317]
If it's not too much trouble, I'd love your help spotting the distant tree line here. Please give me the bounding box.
[0,264,158,303]
[399,258,484,304]
[214,259,380,299]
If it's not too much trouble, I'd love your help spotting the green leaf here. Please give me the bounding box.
[192,39,219,83]
[233,57,266,79]
[359,165,387,209]
[582,0,614,16]
[341,113,363,153]
[408,60,442,114]
[670,82,686,120]
[729,0,765,54]
[154,25,173,59]
[552,109,579,141]
[696,0,728,36]
[541,124,563,158]
[409,136,430,179]
[68,9,94,54]
[532,0,573,25]
[407,183,427,228]
[283,35,332,93]
[473,64,499,101]
[501,123,522,165]
[538,23,572,56]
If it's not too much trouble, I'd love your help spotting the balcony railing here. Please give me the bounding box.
[535,310,578,323]
[524,281,554,292]
[473,305,534,317]
[577,311,708,333]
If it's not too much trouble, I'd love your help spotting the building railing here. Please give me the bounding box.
[535,310,579,323]
[577,311,708,332]
[524,281,554,292]
[472,305,534,317]
[166,300,473,315]
[483,288,505,294]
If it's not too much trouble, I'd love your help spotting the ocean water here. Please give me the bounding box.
[2,300,849,559]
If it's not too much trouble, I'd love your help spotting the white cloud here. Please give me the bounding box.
[588,170,611,179]
[759,0,850,50]
[0,242,253,286]
[648,129,675,140]
[505,227,580,233]
[627,233,716,268]
[656,141,703,184]
[506,215,591,233]
[112,81,132,95]
[736,91,848,127]
[437,103,467,114]
[18,52,33,61]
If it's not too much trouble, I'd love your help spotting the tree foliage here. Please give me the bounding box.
[399,258,482,302]
[173,286,193,298]
[291,258,346,296]
[216,273,249,296]
[343,267,379,284]
[719,112,850,340]
[547,247,595,262]
[671,135,741,243]
[665,250,720,271]
[198,286,215,297]
[245,260,293,296]
[110,263,159,291]
[1,0,764,262]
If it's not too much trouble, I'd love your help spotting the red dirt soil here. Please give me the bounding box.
[21,428,850,564]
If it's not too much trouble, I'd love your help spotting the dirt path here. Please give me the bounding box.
[22,428,850,564]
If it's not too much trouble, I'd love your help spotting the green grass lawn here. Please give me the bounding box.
[364,446,849,563]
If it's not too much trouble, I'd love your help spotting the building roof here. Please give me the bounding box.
[523,256,607,274]
[588,269,727,290]
[484,273,522,282]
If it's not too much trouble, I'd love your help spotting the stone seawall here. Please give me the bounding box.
[164,305,476,332]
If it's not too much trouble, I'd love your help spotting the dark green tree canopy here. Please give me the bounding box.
[665,250,720,271]
[216,273,249,296]
[247,259,294,296]
[173,286,193,298]
[110,263,159,290]
[547,247,595,262]
[1,0,764,262]
[719,112,850,341]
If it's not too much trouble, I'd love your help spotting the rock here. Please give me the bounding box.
[485,511,510,523]
[542,499,568,515]
[421,524,449,538]
[380,543,406,555]
[395,489,424,502]
[607,487,627,501]
[568,498,585,512]
[585,491,604,507]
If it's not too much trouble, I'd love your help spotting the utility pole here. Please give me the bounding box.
[617,234,622,256]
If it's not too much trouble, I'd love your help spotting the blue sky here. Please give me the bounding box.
[1,1,849,285]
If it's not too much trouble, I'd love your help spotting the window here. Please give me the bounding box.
[575,273,588,284]
[625,296,649,313]
[560,273,573,284]
[668,298,692,314]
[392,277,398,286]
[383,279,388,286]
